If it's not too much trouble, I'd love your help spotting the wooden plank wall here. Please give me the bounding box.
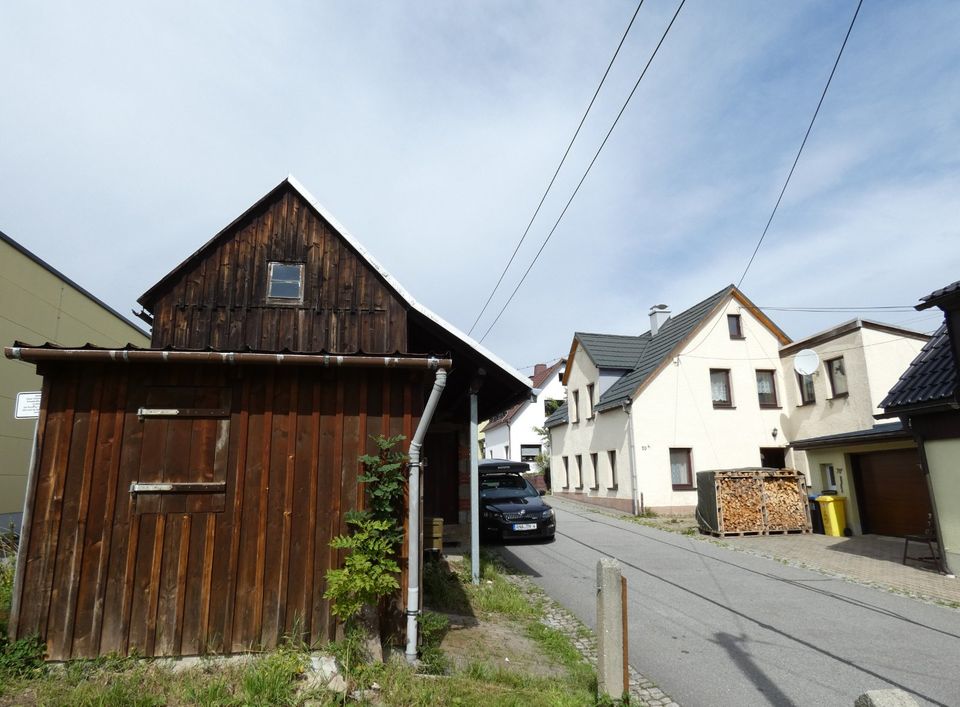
[147,186,408,354]
[14,362,422,660]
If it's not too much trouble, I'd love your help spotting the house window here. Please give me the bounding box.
[710,369,733,407]
[586,384,595,418]
[267,262,304,300]
[826,357,848,397]
[820,463,837,491]
[590,453,599,489]
[544,399,562,416]
[727,314,744,339]
[797,373,816,405]
[562,457,569,489]
[520,444,540,462]
[571,390,580,423]
[670,448,693,489]
[574,455,583,489]
[755,370,778,408]
[607,450,618,489]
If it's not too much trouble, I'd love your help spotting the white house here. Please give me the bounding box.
[484,359,566,466]
[546,285,792,514]
[783,319,929,535]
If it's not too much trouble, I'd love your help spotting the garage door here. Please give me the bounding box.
[852,449,931,537]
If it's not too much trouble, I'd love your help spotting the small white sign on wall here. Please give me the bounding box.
[14,391,42,419]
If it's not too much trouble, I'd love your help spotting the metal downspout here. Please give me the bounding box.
[470,392,480,584]
[405,368,448,663]
[623,401,640,516]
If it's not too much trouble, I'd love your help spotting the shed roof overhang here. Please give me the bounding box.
[790,422,912,450]
[5,344,451,370]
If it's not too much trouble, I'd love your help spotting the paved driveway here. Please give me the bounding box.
[496,498,960,707]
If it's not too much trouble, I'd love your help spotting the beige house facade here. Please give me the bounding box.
[782,320,929,536]
[1,231,149,528]
[546,286,792,514]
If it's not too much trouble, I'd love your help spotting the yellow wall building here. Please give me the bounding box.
[1,231,149,528]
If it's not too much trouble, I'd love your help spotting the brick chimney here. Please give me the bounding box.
[533,363,547,380]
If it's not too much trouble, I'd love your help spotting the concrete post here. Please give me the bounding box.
[854,689,919,706]
[596,558,626,699]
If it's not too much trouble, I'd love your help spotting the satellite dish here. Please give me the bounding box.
[794,349,821,376]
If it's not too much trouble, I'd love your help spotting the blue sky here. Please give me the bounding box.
[1,1,956,370]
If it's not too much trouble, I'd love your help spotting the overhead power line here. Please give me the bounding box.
[760,305,916,313]
[479,0,687,343]
[467,0,647,336]
[736,0,864,289]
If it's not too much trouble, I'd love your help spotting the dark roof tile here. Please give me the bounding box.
[918,280,960,310]
[880,324,958,413]
[594,286,733,411]
[544,402,568,428]
[576,332,650,370]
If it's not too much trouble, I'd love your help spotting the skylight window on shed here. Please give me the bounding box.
[267,262,304,300]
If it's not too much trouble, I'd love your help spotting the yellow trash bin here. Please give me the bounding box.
[816,495,847,537]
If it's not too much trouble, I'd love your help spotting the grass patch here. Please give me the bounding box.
[458,553,538,619]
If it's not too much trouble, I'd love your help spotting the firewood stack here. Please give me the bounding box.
[764,477,810,531]
[696,469,811,536]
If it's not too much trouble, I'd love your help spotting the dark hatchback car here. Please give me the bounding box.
[480,467,555,541]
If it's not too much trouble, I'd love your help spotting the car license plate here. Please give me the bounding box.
[513,523,537,531]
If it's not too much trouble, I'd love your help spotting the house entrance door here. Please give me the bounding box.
[759,447,786,469]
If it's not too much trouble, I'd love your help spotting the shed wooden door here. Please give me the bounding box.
[852,449,930,537]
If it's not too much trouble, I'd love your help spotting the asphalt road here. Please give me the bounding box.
[495,498,960,707]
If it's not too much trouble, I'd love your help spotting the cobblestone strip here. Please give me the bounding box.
[502,571,680,707]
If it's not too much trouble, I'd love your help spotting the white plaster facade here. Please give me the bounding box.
[484,361,565,464]
[550,291,792,513]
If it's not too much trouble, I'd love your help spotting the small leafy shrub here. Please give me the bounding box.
[324,435,407,622]
[0,633,46,680]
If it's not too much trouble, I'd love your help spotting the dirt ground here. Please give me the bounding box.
[436,612,566,679]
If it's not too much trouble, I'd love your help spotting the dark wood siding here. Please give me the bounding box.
[146,186,408,354]
[13,362,424,660]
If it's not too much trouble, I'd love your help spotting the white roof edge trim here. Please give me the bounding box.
[284,175,530,389]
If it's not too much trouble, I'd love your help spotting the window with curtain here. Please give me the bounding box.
[710,369,732,407]
[756,370,778,407]
[670,448,693,489]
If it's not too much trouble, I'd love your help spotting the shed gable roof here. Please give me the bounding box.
[138,176,529,390]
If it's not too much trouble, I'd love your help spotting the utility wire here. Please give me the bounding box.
[759,305,915,313]
[479,0,687,343]
[467,0,647,336]
[736,0,863,288]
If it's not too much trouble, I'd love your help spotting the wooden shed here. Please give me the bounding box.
[5,177,530,660]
